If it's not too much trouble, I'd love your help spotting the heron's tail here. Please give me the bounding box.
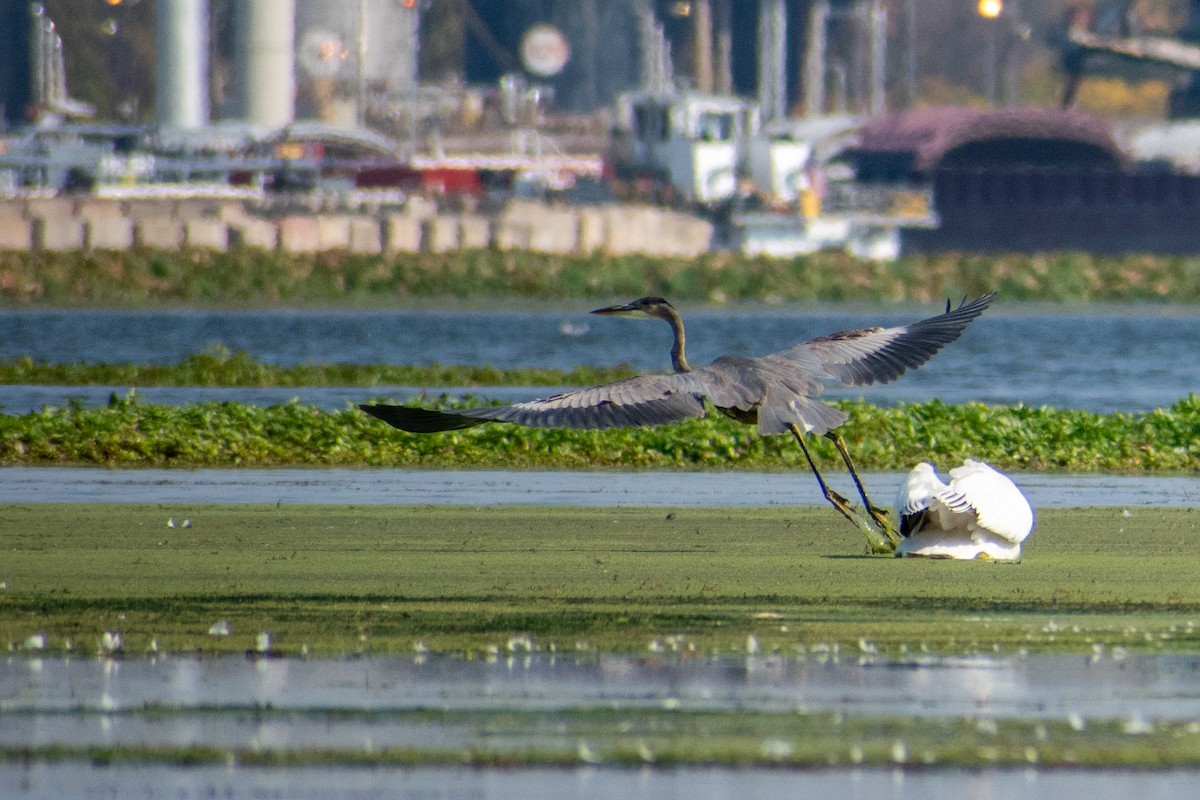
[359,404,486,433]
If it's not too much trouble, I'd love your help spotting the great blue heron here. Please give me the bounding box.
[895,459,1034,560]
[361,293,995,551]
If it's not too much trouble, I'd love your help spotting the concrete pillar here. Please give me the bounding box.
[184,219,230,250]
[85,218,135,250]
[422,216,460,253]
[34,218,85,251]
[383,214,423,253]
[315,215,352,250]
[23,197,74,220]
[458,215,491,249]
[229,219,278,250]
[0,218,34,251]
[135,219,185,249]
[348,217,383,253]
[278,216,321,253]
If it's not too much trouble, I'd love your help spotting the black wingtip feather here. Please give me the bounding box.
[359,404,484,433]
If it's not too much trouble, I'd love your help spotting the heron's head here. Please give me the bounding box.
[590,296,676,321]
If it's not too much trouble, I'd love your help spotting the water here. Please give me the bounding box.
[6,764,1197,800]
[4,653,1199,721]
[1,466,1197,507]
[4,654,1200,799]
[1,305,1197,412]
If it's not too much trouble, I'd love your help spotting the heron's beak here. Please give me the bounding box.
[590,302,641,317]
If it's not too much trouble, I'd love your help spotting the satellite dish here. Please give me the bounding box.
[520,24,570,77]
[298,28,346,79]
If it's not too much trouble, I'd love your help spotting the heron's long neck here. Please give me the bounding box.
[664,308,692,373]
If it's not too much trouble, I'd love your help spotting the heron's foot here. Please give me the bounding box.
[866,505,902,549]
[860,522,897,556]
[827,491,895,554]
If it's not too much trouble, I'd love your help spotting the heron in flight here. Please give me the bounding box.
[895,460,1034,560]
[361,293,995,551]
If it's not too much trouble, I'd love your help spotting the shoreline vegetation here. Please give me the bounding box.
[3,249,1200,306]
[1,390,1198,471]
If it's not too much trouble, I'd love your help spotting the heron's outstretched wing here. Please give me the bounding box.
[772,292,996,387]
[361,372,710,433]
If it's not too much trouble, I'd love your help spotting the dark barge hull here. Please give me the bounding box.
[902,167,1200,255]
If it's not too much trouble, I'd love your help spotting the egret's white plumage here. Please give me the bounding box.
[895,460,1034,560]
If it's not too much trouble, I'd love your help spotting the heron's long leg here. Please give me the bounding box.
[787,424,898,556]
[788,424,858,525]
[824,430,899,545]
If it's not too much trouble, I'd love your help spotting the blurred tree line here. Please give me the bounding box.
[36,0,1188,124]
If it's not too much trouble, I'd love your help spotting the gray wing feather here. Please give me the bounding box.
[773,292,995,387]
[362,373,709,433]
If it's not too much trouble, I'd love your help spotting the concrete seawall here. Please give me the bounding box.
[0,197,714,258]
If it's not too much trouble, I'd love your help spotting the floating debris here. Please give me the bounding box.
[99,631,122,655]
[1123,714,1155,735]
[558,321,590,336]
[576,740,600,764]
[507,634,535,653]
[761,738,794,761]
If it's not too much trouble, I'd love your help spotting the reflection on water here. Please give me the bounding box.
[4,652,1200,729]
[3,654,1200,799]
[6,763,1200,800]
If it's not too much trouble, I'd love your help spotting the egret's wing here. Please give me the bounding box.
[896,463,945,517]
[944,459,1035,544]
[895,463,947,537]
[361,372,709,433]
[772,293,996,387]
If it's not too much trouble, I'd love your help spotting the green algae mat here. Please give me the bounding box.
[3,504,1199,657]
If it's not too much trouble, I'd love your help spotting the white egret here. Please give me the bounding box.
[895,459,1034,560]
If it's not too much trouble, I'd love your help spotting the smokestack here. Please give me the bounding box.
[233,0,296,126]
[804,1,829,117]
[758,0,786,121]
[713,0,732,95]
[693,0,713,93]
[156,0,210,129]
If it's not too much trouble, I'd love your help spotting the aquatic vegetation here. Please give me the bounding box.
[3,710,1200,769]
[2,504,1200,659]
[2,392,1199,471]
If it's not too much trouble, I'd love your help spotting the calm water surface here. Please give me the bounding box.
[2,466,1197,506]
[6,764,1197,800]
[1,305,1197,412]
[4,654,1200,800]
